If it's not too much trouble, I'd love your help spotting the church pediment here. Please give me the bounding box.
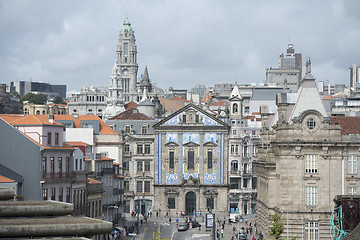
[165,142,179,147]
[183,141,200,147]
[154,103,228,128]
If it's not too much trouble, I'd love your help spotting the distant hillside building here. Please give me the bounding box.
[9,81,66,99]
[266,43,303,92]
[0,83,22,114]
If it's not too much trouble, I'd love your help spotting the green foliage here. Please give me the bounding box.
[11,91,20,98]
[20,93,47,104]
[270,212,283,240]
[53,96,64,104]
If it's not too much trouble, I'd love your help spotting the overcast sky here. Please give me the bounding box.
[1,0,359,92]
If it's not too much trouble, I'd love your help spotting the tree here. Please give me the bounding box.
[20,93,47,104]
[270,212,284,240]
[11,91,20,98]
[53,96,64,104]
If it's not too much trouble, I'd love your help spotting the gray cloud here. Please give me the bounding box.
[1,0,359,91]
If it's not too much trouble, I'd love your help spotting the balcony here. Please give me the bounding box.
[41,172,75,182]
[230,170,240,175]
[102,168,115,174]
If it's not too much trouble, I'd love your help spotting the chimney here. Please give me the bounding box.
[48,115,54,124]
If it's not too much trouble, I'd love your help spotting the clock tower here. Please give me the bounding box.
[109,17,139,103]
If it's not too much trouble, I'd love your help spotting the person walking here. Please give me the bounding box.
[221,228,224,238]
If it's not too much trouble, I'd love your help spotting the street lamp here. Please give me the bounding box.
[106,205,119,223]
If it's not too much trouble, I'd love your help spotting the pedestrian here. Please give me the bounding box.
[156,211,158,218]
[259,231,263,240]
[252,236,255,240]
[165,211,168,217]
[245,218,248,225]
[169,217,172,224]
[221,228,224,238]
[217,229,220,239]
[231,236,234,240]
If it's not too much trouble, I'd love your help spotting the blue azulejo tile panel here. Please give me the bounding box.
[158,160,162,184]
[220,161,224,184]
[165,173,178,184]
[220,133,224,160]
[204,173,217,184]
[164,115,179,126]
[158,133,162,159]
[204,133,217,144]
[183,173,199,179]
[182,133,200,145]
[165,133,178,144]
[202,114,218,126]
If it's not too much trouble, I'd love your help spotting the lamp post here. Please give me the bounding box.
[106,205,119,224]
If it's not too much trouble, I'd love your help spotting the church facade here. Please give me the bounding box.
[153,103,230,217]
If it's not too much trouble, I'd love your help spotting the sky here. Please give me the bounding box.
[1,0,360,92]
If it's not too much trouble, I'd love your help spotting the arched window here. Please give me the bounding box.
[24,108,29,114]
[233,103,238,113]
[42,110,46,115]
[231,160,239,172]
[36,110,40,115]
[242,140,249,158]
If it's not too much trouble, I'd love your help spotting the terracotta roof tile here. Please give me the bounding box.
[169,96,190,103]
[0,114,63,126]
[0,175,15,183]
[124,101,137,110]
[110,108,151,120]
[114,174,124,178]
[95,156,114,161]
[330,116,360,135]
[158,97,183,112]
[87,177,101,184]
[67,141,92,146]
[54,115,117,135]
[209,101,227,107]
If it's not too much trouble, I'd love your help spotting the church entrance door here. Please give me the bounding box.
[185,191,196,215]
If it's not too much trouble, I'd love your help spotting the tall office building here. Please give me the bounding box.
[266,43,302,93]
[350,64,360,94]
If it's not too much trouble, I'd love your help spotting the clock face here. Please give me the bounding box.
[123,69,129,76]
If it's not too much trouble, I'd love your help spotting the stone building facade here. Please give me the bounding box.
[255,61,360,239]
[153,103,230,217]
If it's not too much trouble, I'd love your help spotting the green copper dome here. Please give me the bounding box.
[120,17,134,34]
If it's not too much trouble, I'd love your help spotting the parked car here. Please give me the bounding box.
[178,221,189,231]
[190,220,201,228]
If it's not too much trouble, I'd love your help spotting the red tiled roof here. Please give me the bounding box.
[331,116,360,135]
[124,101,137,110]
[158,97,183,112]
[209,101,227,107]
[110,108,151,120]
[54,115,117,135]
[113,162,121,166]
[114,174,124,178]
[85,158,92,162]
[95,156,114,161]
[169,96,190,103]
[0,114,63,126]
[0,175,15,183]
[87,177,101,184]
[67,141,92,146]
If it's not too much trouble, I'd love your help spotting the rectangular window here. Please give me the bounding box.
[51,188,56,200]
[348,155,357,174]
[47,132,52,145]
[188,150,195,170]
[196,115,199,123]
[58,157,62,174]
[207,150,213,169]
[348,187,357,195]
[42,188,48,200]
[305,186,318,206]
[42,157,47,177]
[305,155,318,174]
[124,43,128,55]
[125,125,131,134]
[141,125,147,134]
[230,178,239,189]
[144,144,150,154]
[50,157,55,174]
[231,145,235,155]
[168,198,175,209]
[144,161,150,172]
[123,161,129,172]
[66,187,71,203]
[124,180,129,191]
[144,181,150,193]
[58,188,63,202]
[207,197,214,210]
[136,181,142,193]
[124,144,130,153]
[66,157,70,174]
[182,115,186,123]
[125,200,130,213]
[55,132,59,145]
[243,178,248,188]
[137,144,143,154]
[235,145,239,155]
[137,161,143,172]
[169,151,175,169]
[304,221,319,240]
[75,159,79,171]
